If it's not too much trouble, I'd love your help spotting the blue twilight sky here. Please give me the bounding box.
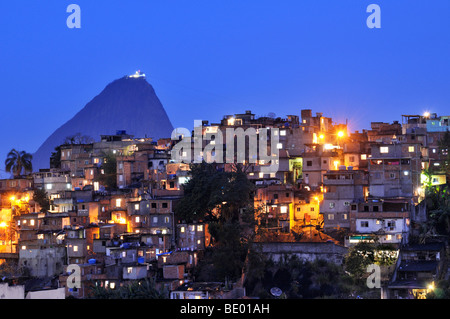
[0,0,450,176]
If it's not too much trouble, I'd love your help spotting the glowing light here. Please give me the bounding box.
[10,196,15,201]
[423,112,430,118]
[227,117,236,126]
[334,161,340,170]
[0,222,7,228]
[337,131,345,138]
[128,70,146,78]
[319,134,325,140]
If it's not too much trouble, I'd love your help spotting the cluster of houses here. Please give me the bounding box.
[0,109,448,299]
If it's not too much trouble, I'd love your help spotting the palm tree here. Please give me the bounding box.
[5,149,33,178]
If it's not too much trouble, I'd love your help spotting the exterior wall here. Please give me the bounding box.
[0,283,24,299]
[18,246,66,277]
[254,242,348,265]
[163,264,185,280]
[25,288,65,299]
[0,178,33,192]
[177,224,208,251]
[123,265,148,280]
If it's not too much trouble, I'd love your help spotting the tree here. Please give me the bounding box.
[438,130,450,177]
[63,133,94,145]
[177,162,256,282]
[5,149,33,177]
[50,146,61,169]
[94,151,117,190]
[32,188,51,213]
[174,162,254,223]
[422,185,450,240]
[343,240,397,283]
[89,278,168,299]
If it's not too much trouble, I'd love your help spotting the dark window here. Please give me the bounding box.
[307,161,313,167]
[151,203,157,208]
[364,206,369,212]
[162,203,168,208]
[373,206,379,212]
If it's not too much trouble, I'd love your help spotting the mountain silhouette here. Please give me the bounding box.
[32,74,174,171]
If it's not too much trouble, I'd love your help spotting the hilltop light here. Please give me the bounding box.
[423,112,430,118]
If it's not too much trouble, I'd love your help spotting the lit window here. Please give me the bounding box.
[328,214,334,220]
[380,146,389,154]
[127,267,133,274]
[30,219,35,226]
[277,143,283,149]
[280,130,286,136]
[408,146,414,152]
[197,225,203,231]
[197,240,201,245]
[180,226,185,233]
[134,204,139,210]
[73,245,78,252]
[280,206,288,214]
[46,184,53,190]
[403,171,409,176]
[386,235,392,241]
[361,154,367,160]
[135,216,140,223]
[116,199,122,207]
[21,245,26,250]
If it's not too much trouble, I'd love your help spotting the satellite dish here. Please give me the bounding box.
[270,287,283,297]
